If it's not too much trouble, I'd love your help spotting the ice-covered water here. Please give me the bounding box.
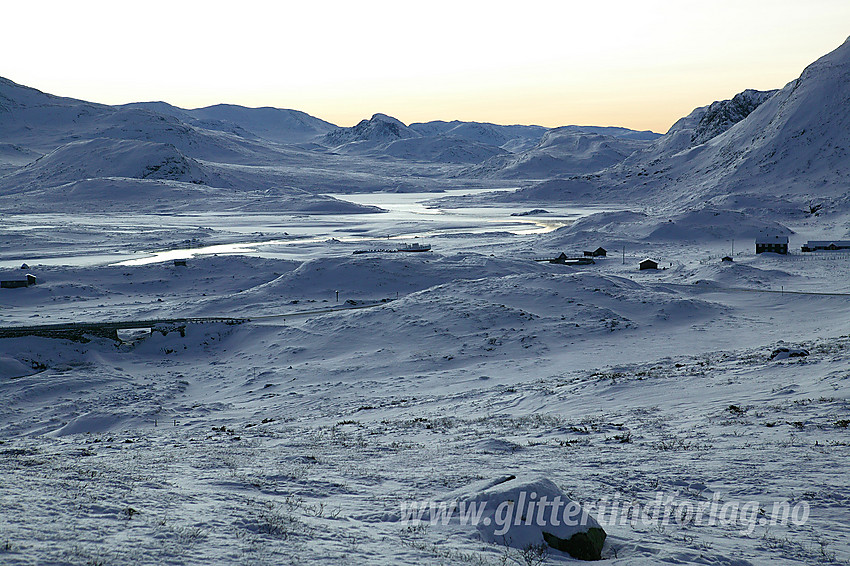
[1,189,611,267]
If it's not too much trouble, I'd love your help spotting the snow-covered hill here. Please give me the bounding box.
[189,104,336,144]
[0,76,111,152]
[467,127,655,179]
[323,113,421,148]
[0,137,387,214]
[382,135,508,164]
[3,38,850,566]
[689,89,778,146]
[3,245,849,564]
[0,142,41,173]
[126,102,337,144]
[0,79,289,165]
[409,120,548,152]
[3,35,849,220]
[322,114,513,164]
[0,138,211,193]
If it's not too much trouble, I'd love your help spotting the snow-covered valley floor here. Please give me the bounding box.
[1,203,849,565]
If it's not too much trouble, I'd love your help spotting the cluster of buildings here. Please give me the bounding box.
[539,247,607,266]
[800,240,850,253]
[755,236,850,255]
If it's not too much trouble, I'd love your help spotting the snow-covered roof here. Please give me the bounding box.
[804,241,850,247]
[755,235,789,244]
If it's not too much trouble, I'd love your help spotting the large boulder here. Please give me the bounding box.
[452,475,606,560]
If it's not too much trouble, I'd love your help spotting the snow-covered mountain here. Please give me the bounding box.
[466,127,656,179]
[613,89,778,167]
[321,114,657,166]
[0,136,376,213]
[0,138,211,194]
[188,104,337,144]
[322,114,512,164]
[0,78,289,164]
[408,120,548,153]
[125,102,337,144]
[323,113,421,148]
[689,89,778,146]
[512,37,850,218]
[6,33,849,218]
[382,135,508,164]
[0,76,111,153]
[0,142,40,173]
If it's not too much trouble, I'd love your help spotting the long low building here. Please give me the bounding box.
[801,240,850,252]
[1,274,36,288]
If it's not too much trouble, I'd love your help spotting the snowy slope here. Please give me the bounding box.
[409,120,548,152]
[125,102,337,144]
[0,138,387,214]
[468,127,654,179]
[689,89,778,146]
[628,89,778,161]
[0,76,111,152]
[188,104,337,144]
[0,177,385,214]
[84,107,288,164]
[512,37,850,217]
[2,247,849,564]
[323,113,421,149]
[382,135,508,164]
[0,77,290,164]
[3,37,850,566]
[0,138,211,192]
[322,114,514,164]
[0,142,41,173]
[557,124,661,142]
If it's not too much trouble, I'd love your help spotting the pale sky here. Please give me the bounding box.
[3,1,849,133]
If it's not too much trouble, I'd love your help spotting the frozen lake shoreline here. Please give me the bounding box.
[0,188,617,268]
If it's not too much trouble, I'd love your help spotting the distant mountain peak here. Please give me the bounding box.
[369,112,404,124]
[324,113,420,146]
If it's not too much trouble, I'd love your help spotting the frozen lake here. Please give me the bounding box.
[2,188,611,267]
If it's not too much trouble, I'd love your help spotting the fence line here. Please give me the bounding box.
[701,252,850,264]
[783,253,850,261]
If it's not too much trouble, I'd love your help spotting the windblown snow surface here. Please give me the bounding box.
[1,38,850,566]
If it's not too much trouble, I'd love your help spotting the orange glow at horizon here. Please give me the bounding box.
[1,1,848,134]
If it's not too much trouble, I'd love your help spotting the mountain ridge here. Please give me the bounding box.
[509,36,850,219]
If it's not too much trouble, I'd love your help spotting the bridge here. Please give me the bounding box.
[0,317,248,343]
[0,299,396,343]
